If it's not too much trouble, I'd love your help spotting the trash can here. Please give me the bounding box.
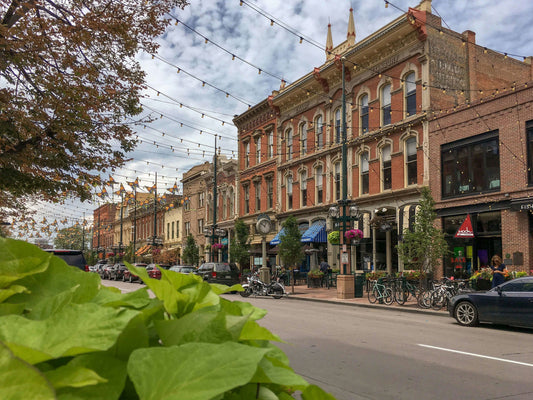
[354,273,364,298]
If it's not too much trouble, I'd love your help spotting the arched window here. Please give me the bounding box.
[360,94,369,134]
[300,170,307,207]
[286,175,293,210]
[381,145,391,190]
[405,137,417,185]
[286,128,293,160]
[381,84,391,126]
[334,108,341,144]
[300,122,307,155]
[315,115,323,150]
[360,152,369,195]
[405,72,416,117]
[316,166,323,203]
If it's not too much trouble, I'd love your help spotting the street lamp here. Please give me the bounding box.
[329,200,361,275]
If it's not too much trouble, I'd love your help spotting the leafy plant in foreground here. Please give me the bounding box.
[0,238,336,399]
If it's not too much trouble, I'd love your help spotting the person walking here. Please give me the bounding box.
[490,255,507,288]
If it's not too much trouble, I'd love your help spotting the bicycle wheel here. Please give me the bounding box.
[417,290,432,309]
[368,287,378,303]
[383,288,394,305]
[394,288,407,305]
[431,290,445,310]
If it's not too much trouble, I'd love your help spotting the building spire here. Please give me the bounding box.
[347,8,356,45]
[325,22,333,59]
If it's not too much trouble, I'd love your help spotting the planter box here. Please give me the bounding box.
[475,279,492,291]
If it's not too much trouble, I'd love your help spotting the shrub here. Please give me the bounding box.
[0,238,336,399]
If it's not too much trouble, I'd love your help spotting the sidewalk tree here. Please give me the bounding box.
[229,219,250,271]
[54,225,89,250]
[0,0,188,221]
[279,216,304,293]
[182,234,200,266]
[397,187,449,281]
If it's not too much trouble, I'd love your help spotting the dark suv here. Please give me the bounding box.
[196,262,240,287]
[44,249,87,271]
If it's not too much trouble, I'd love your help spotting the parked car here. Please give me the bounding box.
[196,262,241,287]
[147,263,171,280]
[109,263,128,281]
[448,276,533,328]
[43,249,88,271]
[101,264,116,280]
[169,265,197,275]
[123,263,147,283]
[89,260,107,274]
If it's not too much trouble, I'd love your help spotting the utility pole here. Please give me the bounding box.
[152,172,158,247]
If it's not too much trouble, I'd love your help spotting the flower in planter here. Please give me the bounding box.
[106,252,115,257]
[327,231,340,245]
[212,243,224,250]
[344,229,363,240]
[307,269,324,278]
[151,248,161,255]
[470,267,493,281]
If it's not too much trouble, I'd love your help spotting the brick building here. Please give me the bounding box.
[92,203,115,259]
[429,84,533,278]
[234,0,532,276]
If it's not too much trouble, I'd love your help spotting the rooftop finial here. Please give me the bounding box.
[347,7,356,45]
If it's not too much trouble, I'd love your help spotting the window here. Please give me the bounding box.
[441,131,500,198]
[300,122,307,155]
[361,152,369,194]
[171,221,175,239]
[335,108,341,144]
[229,189,234,217]
[405,137,417,185]
[198,219,204,234]
[267,131,274,158]
[185,221,191,237]
[167,222,170,240]
[527,121,533,185]
[198,192,205,207]
[244,141,250,168]
[300,171,307,207]
[382,145,391,190]
[286,175,293,209]
[315,115,323,150]
[266,177,273,209]
[360,94,369,133]
[381,84,391,126]
[316,166,323,204]
[184,198,190,211]
[286,129,293,161]
[254,180,261,212]
[222,195,227,219]
[334,163,341,200]
[255,136,261,164]
[244,185,249,214]
[176,220,179,238]
[405,72,416,117]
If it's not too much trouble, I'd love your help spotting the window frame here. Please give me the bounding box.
[405,137,418,186]
[243,184,250,214]
[315,115,324,150]
[404,72,416,117]
[300,170,307,207]
[360,94,369,134]
[381,84,391,126]
[286,128,293,161]
[381,145,392,191]
[255,136,261,164]
[316,165,323,204]
[360,152,369,195]
[286,175,293,210]
[300,122,307,155]
[334,108,341,144]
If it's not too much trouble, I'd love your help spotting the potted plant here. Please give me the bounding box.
[470,267,493,290]
[344,229,363,244]
[327,231,340,245]
[307,268,324,288]
[212,243,224,250]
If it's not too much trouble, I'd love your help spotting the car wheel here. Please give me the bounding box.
[122,275,126,282]
[454,301,479,327]
[129,275,133,283]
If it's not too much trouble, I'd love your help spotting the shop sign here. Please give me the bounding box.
[510,201,533,211]
[454,214,474,238]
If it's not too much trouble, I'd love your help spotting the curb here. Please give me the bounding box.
[287,295,448,317]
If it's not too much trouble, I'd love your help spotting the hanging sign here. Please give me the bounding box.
[454,214,474,238]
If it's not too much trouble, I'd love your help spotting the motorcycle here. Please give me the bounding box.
[240,272,288,299]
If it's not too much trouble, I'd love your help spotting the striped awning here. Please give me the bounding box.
[270,228,286,246]
[301,220,327,243]
[135,244,152,256]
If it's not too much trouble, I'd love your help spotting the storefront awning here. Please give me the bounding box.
[270,228,285,246]
[301,220,326,243]
[135,245,152,256]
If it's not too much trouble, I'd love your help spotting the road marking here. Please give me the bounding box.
[418,344,533,367]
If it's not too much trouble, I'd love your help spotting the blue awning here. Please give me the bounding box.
[270,227,286,245]
[301,220,327,243]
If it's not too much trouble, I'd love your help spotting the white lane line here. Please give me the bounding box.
[418,344,533,368]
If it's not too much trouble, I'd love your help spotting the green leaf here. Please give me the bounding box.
[239,319,282,342]
[55,353,128,400]
[0,342,55,400]
[0,285,28,303]
[91,285,151,309]
[209,283,243,295]
[44,364,107,389]
[301,384,336,400]
[155,309,234,345]
[0,303,138,364]
[0,238,50,288]
[219,298,268,321]
[252,355,308,389]
[128,343,269,400]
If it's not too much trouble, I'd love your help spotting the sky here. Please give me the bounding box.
[16,0,533,242]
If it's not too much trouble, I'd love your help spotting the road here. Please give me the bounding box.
[102,280,533,400]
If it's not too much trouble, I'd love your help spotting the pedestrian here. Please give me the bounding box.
[490,255,507,288]
[319,258,330,274]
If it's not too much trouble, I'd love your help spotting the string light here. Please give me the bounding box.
[299,37,303,44]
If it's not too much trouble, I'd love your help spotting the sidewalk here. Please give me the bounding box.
[284,284,447,316]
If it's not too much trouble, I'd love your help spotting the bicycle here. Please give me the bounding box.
[367,279,393,305]
[394,277,421,305]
